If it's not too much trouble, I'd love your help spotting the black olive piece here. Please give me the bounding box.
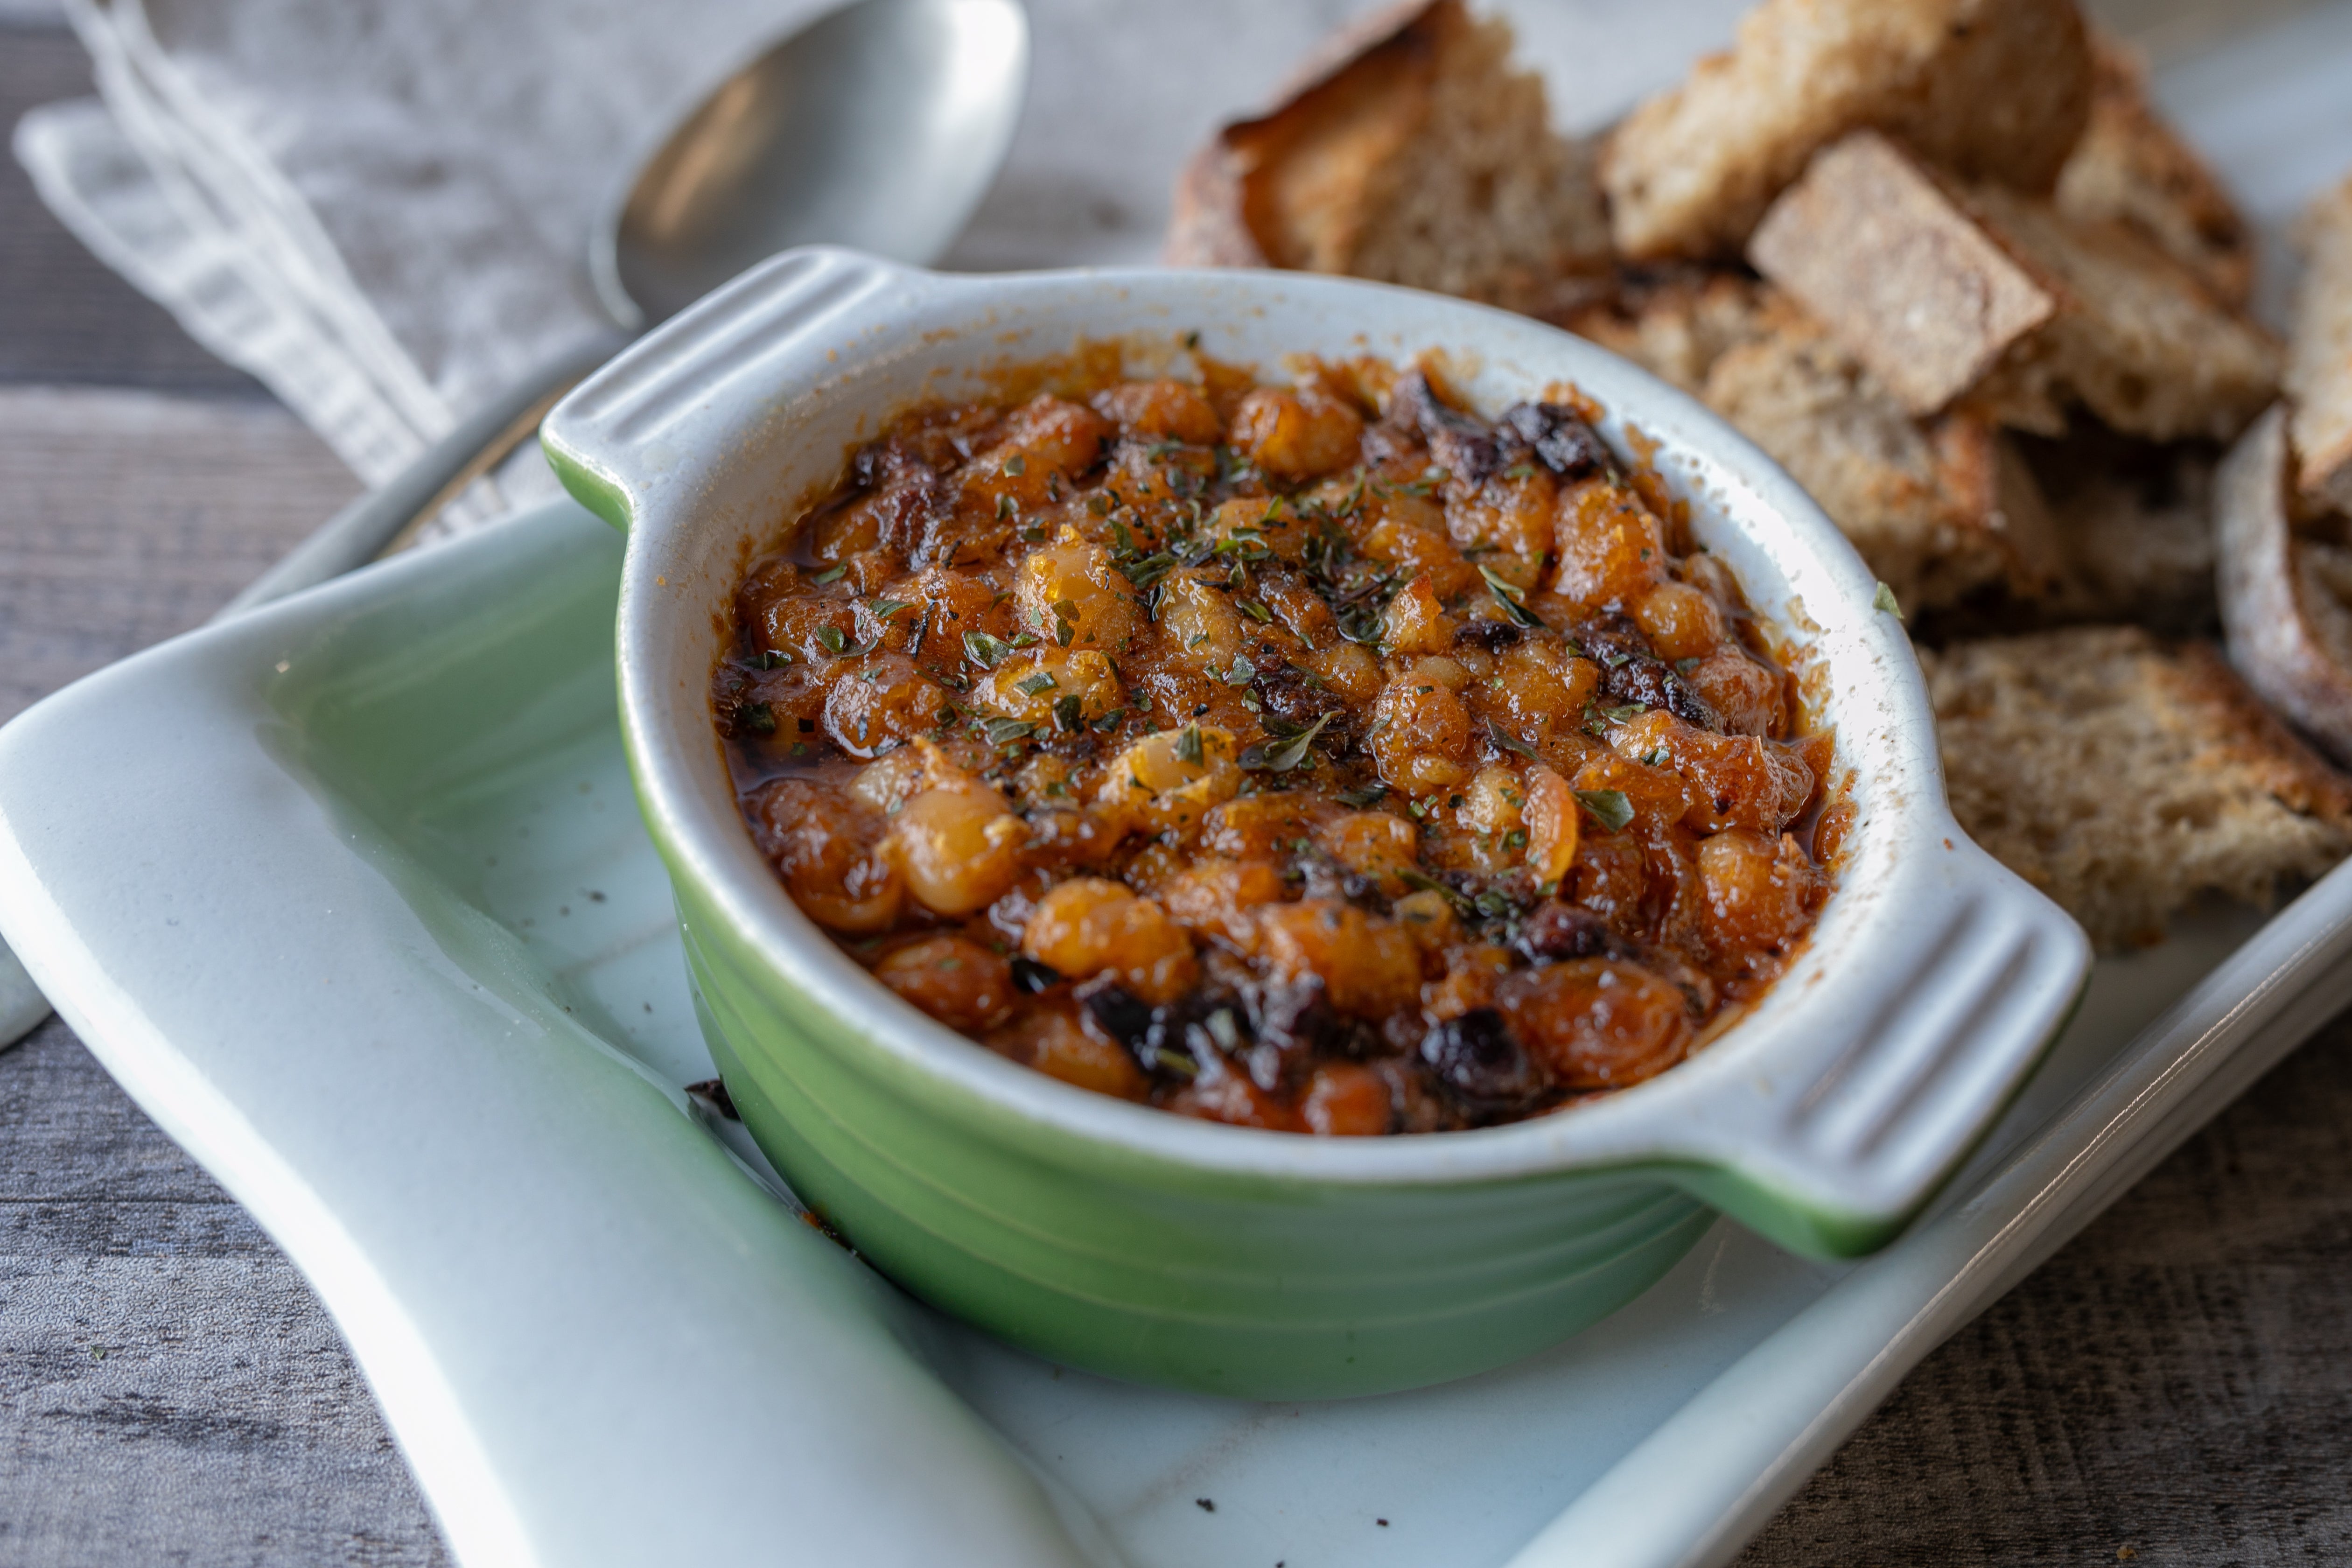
[1009,956,1061,994]
[1578,615,1724,731]
[1498,402,1610,479]
[1454,620,1522,654]
[1420,1008,1545,1111]
[1513,901,1624,963]
[1397,372,1505,485]
[1076,977,1154,1051]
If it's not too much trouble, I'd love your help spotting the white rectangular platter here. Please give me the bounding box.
[5,495,2352,1568]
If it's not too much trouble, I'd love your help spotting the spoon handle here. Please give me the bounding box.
[216,328,631,621]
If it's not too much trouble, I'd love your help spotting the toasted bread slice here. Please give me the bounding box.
[1600,0,2092,261]
[2016,426,2218,636]
[1751,131,2280,441]
[2288,173,2352,515]
[1922,625,2352,947]
[1163,0,1608,312]
[2053,29,2254,310]
[1748,131,2058,417]
[1554,268,1776,393]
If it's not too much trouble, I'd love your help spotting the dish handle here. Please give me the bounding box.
[1666,836,2092,1258]
[541,246,926,532]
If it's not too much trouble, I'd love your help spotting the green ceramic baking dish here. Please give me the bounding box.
[540,246,2089,1400]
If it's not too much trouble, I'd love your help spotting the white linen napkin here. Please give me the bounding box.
[11,0,1752,526]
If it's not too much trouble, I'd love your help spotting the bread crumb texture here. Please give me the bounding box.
[1601,0,2092,259]
[1923,627,2352,947]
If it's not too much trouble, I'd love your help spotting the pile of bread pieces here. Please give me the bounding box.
[1165,0,2352,949]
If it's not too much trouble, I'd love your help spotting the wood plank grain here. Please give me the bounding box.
[0,385,359,726]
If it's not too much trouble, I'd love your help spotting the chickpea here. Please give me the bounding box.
[1696,829,1814,955]
[1631,579,1727,662]
[1392,888,1463,954]
[1205,495,1308,565]
[1299,641,1383,704]
[756,587,857,663]
[1551,476,1667,611]
[1098,724,1242,840]
[1381,572,1457,654]
[1302,1063,1393,1136]
[978,648,1123,728]
[1493,958,1693,1089]
[1684,645,1787,737]
[1458,764,1526,839]
[1446,465,1556,588]
[1015,529,1140,652]
[1158,857,1287,948]
[1230,386,1364,480]
[1105,438,1216,507]
[957,396,1112,522]
[1092,379,1222,444]
[1611,710,1813,836]
[1361,513,1482,603]
[848,737,970,815]
[1155,572,1247,674]
[743,777,903,934]
[1570,833,1649,935]
[874,935,1015,1032]
[991,1004,1145,1099]
[1522,763,1580,886]
[888,785,1027,916]
[1570,749,1692,837]
[1167,1052,1298,1130]
[1317,810,1421,894]
[1421,943,1514,1021]
[1021,877,1198,1005]
[821,652,949,760]
[1255,901,1421,1019]
[1201,792,1326,860]
[906,565,1011,645]
[1370,666,1474,791]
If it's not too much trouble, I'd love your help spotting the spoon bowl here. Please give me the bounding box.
[595,0,1030,328]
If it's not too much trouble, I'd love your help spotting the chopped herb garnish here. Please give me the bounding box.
[963,630,1014,669]
[1239,600,1273,623]
[1092,707,1127,734]
[1503,462,1537,481]
[1176,723,1205,765]
[981,716,1036,746]
[1336,781,1387,809]
[1397,867,1475,919]
[1598,701,1645,722]
[811,562,850,584]
[1224,652,1259,686]
[1002,454,1027,476]
[1574,788,1635,833]
[1873,580,1905,620]
[1480,564,1543,627]
[815,625,849,655]
[1014,672,1059,697]
[869,598,911,620]
[1239,709,1337,772]
[1051,693,1085,732]
[996,493,1017,520]
[741,701,777,735]
[1486,720,1537,759]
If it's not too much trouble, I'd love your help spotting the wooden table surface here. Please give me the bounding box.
[6,12,2352,1566]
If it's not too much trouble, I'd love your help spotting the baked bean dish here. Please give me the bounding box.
[714,354,1839,1134]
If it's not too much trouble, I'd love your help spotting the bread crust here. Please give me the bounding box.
[2053,29,2254,309]
[1161,0,1606,310]
[1601,0,2093,260]
[2217,403,2352,766]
